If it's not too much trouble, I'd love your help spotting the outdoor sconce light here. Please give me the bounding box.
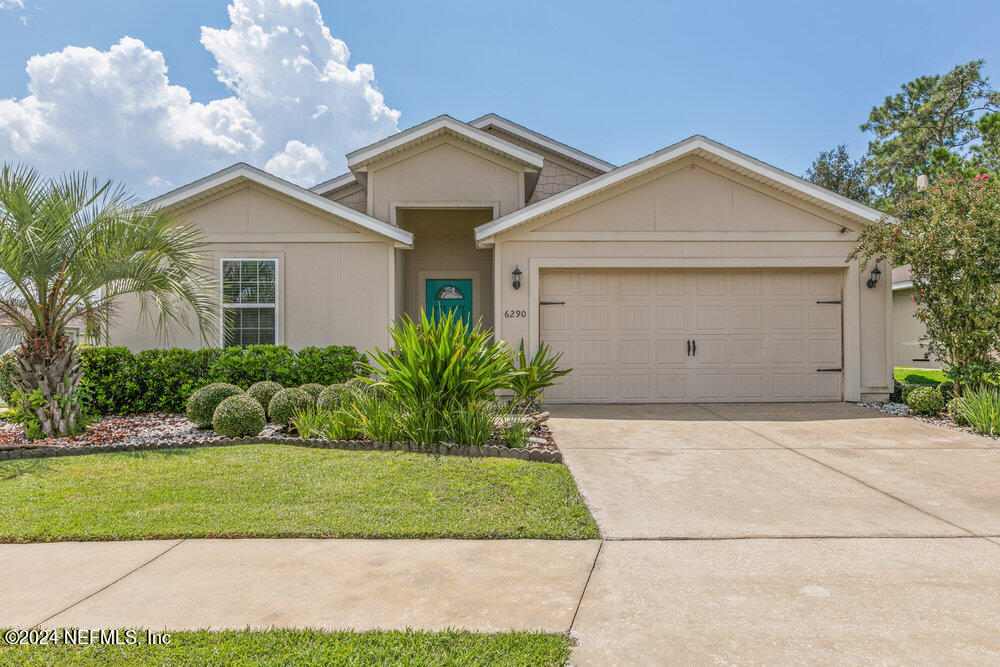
[866,266,882,289]
[511,266,522,290]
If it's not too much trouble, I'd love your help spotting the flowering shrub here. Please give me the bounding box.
[849,173,1000,389]
[905,386,945,416]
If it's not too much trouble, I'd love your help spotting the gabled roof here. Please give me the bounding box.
[475,135,886,244]
[309,171,358,196]
[345,114,545,171]
[145,163,413,247]
[468,113,615,173]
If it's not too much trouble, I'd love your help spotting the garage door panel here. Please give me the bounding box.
[540,269,842,403]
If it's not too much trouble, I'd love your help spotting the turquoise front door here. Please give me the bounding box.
[426,279,472,322]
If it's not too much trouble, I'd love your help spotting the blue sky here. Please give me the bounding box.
[1,0,998,194]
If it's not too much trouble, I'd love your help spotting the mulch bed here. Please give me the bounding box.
[0,412,562,462]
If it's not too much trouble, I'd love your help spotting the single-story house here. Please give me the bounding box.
[891,265,940,368]
[110,113,893,403]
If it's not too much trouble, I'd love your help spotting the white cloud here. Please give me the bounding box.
[265,139,328,183]
[0,0,399,194]
[0,1,26,9]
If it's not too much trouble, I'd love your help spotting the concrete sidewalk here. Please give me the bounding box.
[2,539,600,632]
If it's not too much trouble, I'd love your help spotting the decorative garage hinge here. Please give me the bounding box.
[539,301,566,305]
[815,300,842,304]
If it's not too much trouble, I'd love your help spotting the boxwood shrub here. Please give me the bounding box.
[299,383,324,400]
[186,383,244,428]
[0,349,17,405]
[212,393,266,438]
[247,380,283,418]
[74,345,364,415]
[316,384,345,413]
[268,387,314,426]
[905,386,945,416]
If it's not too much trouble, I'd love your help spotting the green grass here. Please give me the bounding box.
[894,366,948,386]
[0,629,572,666]
[0,444,598,542]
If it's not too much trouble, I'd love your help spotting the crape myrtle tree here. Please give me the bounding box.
[0,165,216,437]
[848,172,1000,389]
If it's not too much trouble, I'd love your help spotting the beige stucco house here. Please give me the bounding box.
[111,113,893,402]
[891,265,940,368]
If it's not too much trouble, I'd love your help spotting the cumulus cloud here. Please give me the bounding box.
[0,1,26,9]
[0,0,399,194]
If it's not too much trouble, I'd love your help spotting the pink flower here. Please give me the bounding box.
[946,179,952,184]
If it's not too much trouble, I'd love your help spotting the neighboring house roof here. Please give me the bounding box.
[146,163,413,247]
[475,135,886,244]
[345,114,545,171]
[892,264,915,291]
[309,171,357,196]
[468,113,616,173]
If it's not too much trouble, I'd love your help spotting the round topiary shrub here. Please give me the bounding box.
[268,387,313,426]
[906,386,945,416]
[938,380,956,401]
[316,383,345,413]
[212,393,266,438]
[899,383,920,403]
[299,383,324,401]
[947,396,969,425]
[186,383,244,428]
[247,380,283,418]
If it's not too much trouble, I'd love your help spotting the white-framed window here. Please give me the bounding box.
[220,258,278,347]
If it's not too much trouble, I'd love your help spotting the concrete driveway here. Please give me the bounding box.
[552,402,1000,664]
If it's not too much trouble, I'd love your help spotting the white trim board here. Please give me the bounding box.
[475,135,886,244]
[145,163,413,247]
[346,115,545,170]
[468,113,616,173]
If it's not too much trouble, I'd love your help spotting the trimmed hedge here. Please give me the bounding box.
[906,386,945,416]
[0,349,17,405]
[187,383,244,428]
[75,345,365,415]
[268,387,313,427]
[316,384,345,413]
[212,394,266,438]
[300,383,324,400]
[247,381,283,418]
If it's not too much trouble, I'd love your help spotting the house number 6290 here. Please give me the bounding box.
[504,310,527,318]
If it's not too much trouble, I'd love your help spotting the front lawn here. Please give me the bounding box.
[0,629,572,666]
[0,444,598,542]
[894,367,947,386]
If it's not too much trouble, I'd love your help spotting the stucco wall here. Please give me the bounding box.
[108,184,394,353]
[488,157,892,401]
[892,288,939,368]
[397,208,494,330]
[365,135,524,223]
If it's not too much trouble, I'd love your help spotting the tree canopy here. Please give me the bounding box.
[805,144,872,204]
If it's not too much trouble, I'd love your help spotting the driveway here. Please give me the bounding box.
[553,402,1000,664]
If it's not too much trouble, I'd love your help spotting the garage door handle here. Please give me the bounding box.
[692,340,696,356]
[686,340,691,356]
[817,368,842,372]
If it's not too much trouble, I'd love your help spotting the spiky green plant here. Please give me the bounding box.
[958,386,1000,436]
[366,309,518,407]
[509,340,571,407]
[0,165,215,437]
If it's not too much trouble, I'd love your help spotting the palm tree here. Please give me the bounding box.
[0,165,216,437]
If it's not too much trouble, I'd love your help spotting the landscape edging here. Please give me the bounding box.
[0,436,563,464]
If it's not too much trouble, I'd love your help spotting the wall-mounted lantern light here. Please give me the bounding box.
[512,266,522,290]
[866,266,882,289]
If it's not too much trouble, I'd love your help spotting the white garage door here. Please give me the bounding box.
[539,269,843,403]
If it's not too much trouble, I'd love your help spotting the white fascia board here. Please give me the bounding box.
[475,135,886,242]
[468,113,616,173]
[309,172,357,195]
[145,163,413,247]
[892,281,914,291]
[346,115,544,170]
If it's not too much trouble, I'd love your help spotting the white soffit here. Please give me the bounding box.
[468,113,616,173]
[145,163,413,247]
[345,115,545,170]
[475,135,885,243]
